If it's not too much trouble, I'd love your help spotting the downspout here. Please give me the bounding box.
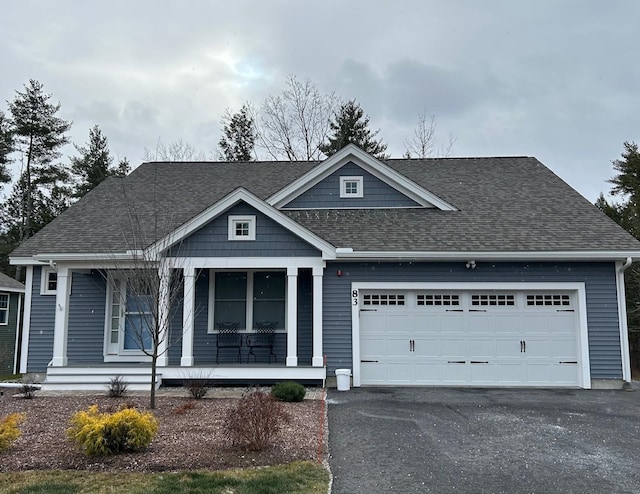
[616,257,633,385]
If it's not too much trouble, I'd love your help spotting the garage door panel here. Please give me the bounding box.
[359,289,581,387]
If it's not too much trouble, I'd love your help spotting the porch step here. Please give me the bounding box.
[42,367,162,392]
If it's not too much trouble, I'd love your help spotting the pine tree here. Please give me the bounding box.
[320,99,388,159]
[0,110,13,186]
[71,125,127,197]
[217,104,256,161]
[8,79,71,241]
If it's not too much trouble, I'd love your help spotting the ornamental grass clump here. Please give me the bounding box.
[0,413,25,452]
[68,404,158,456]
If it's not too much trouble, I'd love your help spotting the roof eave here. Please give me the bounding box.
[333,250,640,262]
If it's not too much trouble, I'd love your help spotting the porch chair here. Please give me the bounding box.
[246,321,277,363]
[215,321,242,363]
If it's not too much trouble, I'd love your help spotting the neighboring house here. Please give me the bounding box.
[0,272,25,375]
[9,144,640,390]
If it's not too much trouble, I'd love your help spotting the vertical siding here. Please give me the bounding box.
[67,272,106,364]
[322,261,622,380]
[283,161,421,209]
[169,203,320,257]
[0,292,20,374]
[27,267,55,373]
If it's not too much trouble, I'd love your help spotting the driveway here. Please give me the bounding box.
[327,387,640,493]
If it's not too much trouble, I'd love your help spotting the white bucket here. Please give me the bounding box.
[335,369,352,391]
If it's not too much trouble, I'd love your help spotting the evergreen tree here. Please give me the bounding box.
[7,79,71,241]
[71,125,127,197]
[217,104,256,161]
[0,110,13,186]
[320,99,388,159]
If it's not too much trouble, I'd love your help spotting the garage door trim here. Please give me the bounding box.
[351,282,590,388]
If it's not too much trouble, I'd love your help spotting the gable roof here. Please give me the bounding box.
[9,151,640,262]
[0,272,25,292]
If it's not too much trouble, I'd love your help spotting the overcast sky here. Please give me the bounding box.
[2,0,639,202]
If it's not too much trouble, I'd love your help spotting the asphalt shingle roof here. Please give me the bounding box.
[11,156,640,258]
[0,272,24,291]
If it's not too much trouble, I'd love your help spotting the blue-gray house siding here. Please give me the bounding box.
[282,162,421,209]
[27,267,55,372]
[67,271,106,364]
[321,261,622,380]
[170,202,321,257]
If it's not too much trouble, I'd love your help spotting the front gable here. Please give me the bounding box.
[169,202,322,257]
[269,144,456,211]
[148,188,335,260]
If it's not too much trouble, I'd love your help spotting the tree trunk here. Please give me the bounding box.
[150,353,157,409]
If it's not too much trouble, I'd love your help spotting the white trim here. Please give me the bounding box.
[335,250,640,261]
[19,266,33,373]
[40,267,58,295]
[170,256,325,270]
[181,267,196,367]
[50,266,71,367]
[340,176,363,198]
[267,143,457,211]
[616,259,633,382]
[228,215,256,241]
[0,285,24,293]
[146,187,336,259]
[350,281,591,389]
[0,292,8,326]
[286,267,298,367]
[312,266,324,367]
[13,291,22,374]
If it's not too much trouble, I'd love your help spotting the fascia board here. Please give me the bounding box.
[334,250,640,261]
[0,286,25,293]
[146,187,336,259]
[268,144,456,211]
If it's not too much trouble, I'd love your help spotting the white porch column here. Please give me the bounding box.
[286,267,298,367]
[156,263,170,367]
[181,267,196,366]
[312,266,324,367]
[51,266,71,367]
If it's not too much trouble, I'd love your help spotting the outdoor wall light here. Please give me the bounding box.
[466,260,476,269]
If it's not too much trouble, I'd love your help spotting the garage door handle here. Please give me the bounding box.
[470,361,489,364]
[469,309,487,312]
[361,360,379,363]
[446,309,464,312]
[520,340,527,353]
[559,361,577,364]
[360,308,378,312]
[448,360,466,364]
[557,309,575,312]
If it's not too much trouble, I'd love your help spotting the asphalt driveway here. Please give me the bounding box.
[327,386,640,493]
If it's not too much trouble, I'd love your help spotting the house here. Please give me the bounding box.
[9,144,640,390]
[0,272,25,375]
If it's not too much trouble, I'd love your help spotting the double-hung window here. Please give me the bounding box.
[209,271,285,332]
[0,293,8,325]
[41,268,58,295]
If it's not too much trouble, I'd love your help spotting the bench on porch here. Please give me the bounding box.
[246,321,277,363]
[215,322,242,363]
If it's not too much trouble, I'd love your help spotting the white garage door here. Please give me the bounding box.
[359,290,580,386]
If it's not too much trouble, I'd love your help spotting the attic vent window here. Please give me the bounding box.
[228,215,256,241]
[340,176,363,198]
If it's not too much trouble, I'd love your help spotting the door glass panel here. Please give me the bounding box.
[124,314,152,350]
[252,271,285,329]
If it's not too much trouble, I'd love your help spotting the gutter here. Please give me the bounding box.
[617,257,633,384]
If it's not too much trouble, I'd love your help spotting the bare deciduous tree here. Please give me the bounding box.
[143,138,205,162]
[404,109,456,158]
[256,75,339,161]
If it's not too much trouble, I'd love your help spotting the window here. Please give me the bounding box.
[209,271,285,332]
[417,294,460,306]
[471,294,515,306]
[228,215,256,240]
[363,294,405,306]
[340,176,363,198]
[0,293,8,325]
[106,276,155,357]
[526,294,571,306]
[40,268,58,295]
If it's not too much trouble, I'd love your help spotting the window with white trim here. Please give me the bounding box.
[40,268,58,295]
[208,270,285,333]
[106,275,154,357]
[340,176,363,198]
[0,293,8,325]
[228,215,256,240]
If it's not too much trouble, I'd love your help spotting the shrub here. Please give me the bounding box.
[225,388,289,451]
[68,404,158,456]
[184,379,210,399]
[271,381,306,402]
[0,413,25,452]
[106,376,128,398]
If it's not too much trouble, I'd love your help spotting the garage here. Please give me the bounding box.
[355,285,587,387]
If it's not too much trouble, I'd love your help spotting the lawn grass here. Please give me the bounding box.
[0,374,22,381]
[0,461,329,494]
